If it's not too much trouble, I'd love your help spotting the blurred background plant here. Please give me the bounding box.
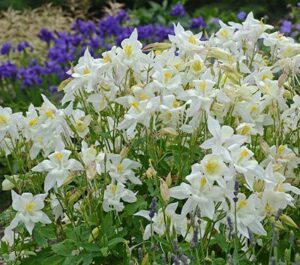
[0,0,299,111]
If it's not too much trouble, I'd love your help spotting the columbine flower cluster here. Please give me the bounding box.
[0,13,299,263]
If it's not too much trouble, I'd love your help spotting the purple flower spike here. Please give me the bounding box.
[237,11,247,21]
[38,28,54,43]
[170,3,186,17]
[1,42,12,55]
[191,16,207,29]
[16,41,33,52]
[280,20,292,34]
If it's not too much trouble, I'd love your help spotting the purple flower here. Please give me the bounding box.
[296,23,300,31]
[280,20,292,34]
[1,42,12,55]
[0,61,18,79]
[191,16,207,29]
[212,17,220,25]
[116,10,129,23]
[237,11,247,21]
[170,3,186,17]
[38,28,54,43]
[16,41,33,52]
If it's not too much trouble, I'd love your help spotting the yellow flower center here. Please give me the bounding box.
[76,121,85,132]
[198,81,207,91]
[124,45,133,57]
[172,100,180,108]
[103,55,111,63]
[24,201,36,214]
[131,101,140,111]
[205,160,220,175]
[155,50,162,56]
[164,71,173,81]
[29,117,38,127]
[116,163,124,173]
[200,177,207,188]
[264,203,272,214]
[0,114,8,125]
[188,35,197,44]
[250,105,258,114]
[220,29,229,39]
[54,152,63,161]
[110,184,117,194]
[239,125,251,135]
[277,145,285,155]
[139,93,148,100]
[83,68,90,75]
[165,112,173,121]
[240,149,249,159]
[45,110,54,119]
[275,184,284,192]
[191,60,203,73]
[237,199,247,210]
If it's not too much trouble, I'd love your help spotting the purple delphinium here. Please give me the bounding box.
[280,20,292,34]
[191,16,207,29]
[212,17,220,25]
[296,23,300,31]
[237,11,247,21]
[16,41,33,52]
[1,42,12,55]
[115,10,129,23]
[38,28,54,43]
[17,60,44,87]
[170,3,186,17]
[0,61,18,79]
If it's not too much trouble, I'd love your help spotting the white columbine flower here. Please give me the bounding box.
[134,202,181,240]
[32,149,83,192]
[3,191,51,246]
[107,154,142,185]
[200,116,246,161]
[103,182,137,212]
[170,165,224,218]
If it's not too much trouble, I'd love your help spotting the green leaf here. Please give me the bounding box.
[108,237,125,248]
[52,240,75,257]
[100,247,109,257]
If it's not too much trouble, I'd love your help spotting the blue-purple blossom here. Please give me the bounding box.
[170,3,186,17]
[16,41,33,52]
[237,11,247,21]
[0,61,18,79]
[38,28,54,43]
[191,16,207,29]
[1,42,12,55]
[280,20,292,34]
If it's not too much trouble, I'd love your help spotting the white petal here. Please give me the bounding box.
[44,172,57,192]
[169,184,190,199]
[32,160,53,172]
[66,159,84,171]
[134,210,151,221]
[207,116,220,137]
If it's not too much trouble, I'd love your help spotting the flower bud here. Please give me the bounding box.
[160,127,179,137]
[2,175,19,191]
[280,214,298,229]
[160,178,170,203]
[88,227,100,242]
[166,173,172,187]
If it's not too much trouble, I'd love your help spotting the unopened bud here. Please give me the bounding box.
[160,178,170,203]
[88,227,99,242]
[166,173,172,187]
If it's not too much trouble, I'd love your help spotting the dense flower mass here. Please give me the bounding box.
[0,13,299,264]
